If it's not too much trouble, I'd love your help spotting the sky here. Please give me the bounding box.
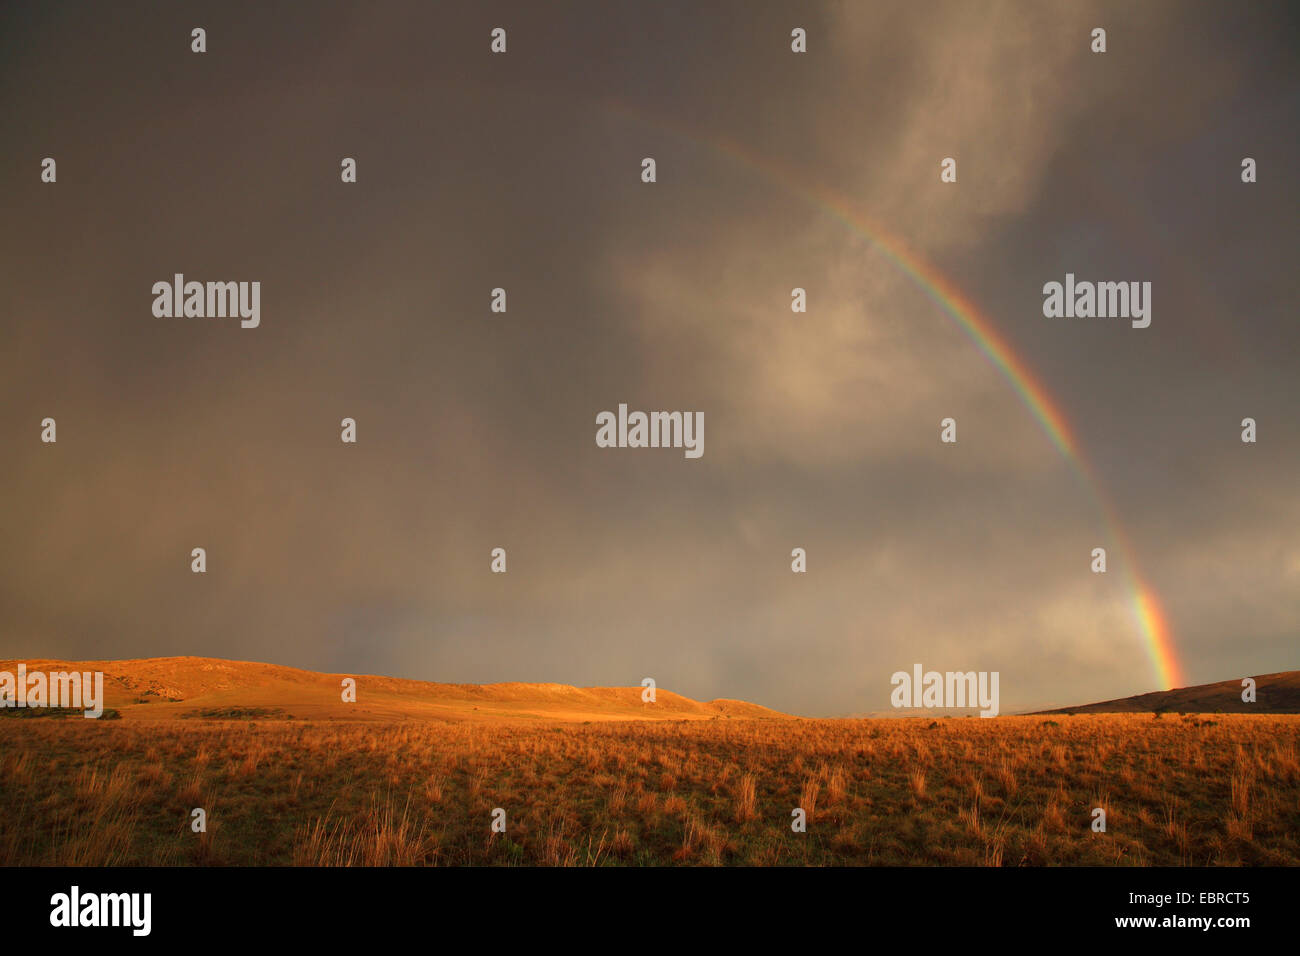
[1,0,1296,716]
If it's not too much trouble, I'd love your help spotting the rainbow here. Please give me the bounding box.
[599,98,1186,690]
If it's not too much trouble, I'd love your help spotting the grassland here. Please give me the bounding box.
[2,713,1297,866]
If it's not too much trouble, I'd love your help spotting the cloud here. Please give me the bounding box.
[1,0,1295,716]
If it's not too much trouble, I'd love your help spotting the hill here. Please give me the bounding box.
[0,656,788,722]
[1037,670,1300,715]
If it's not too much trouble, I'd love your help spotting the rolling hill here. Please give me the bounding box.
[1037,670,1300,715]
[0,656,788,722]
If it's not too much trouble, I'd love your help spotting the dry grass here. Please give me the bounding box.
[1,713,1298,865]
[734,773,758,823]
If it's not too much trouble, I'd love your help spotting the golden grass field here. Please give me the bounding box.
[3,710,1298,866]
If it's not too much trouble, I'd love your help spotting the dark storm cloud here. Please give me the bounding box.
[1,1,1295,715]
